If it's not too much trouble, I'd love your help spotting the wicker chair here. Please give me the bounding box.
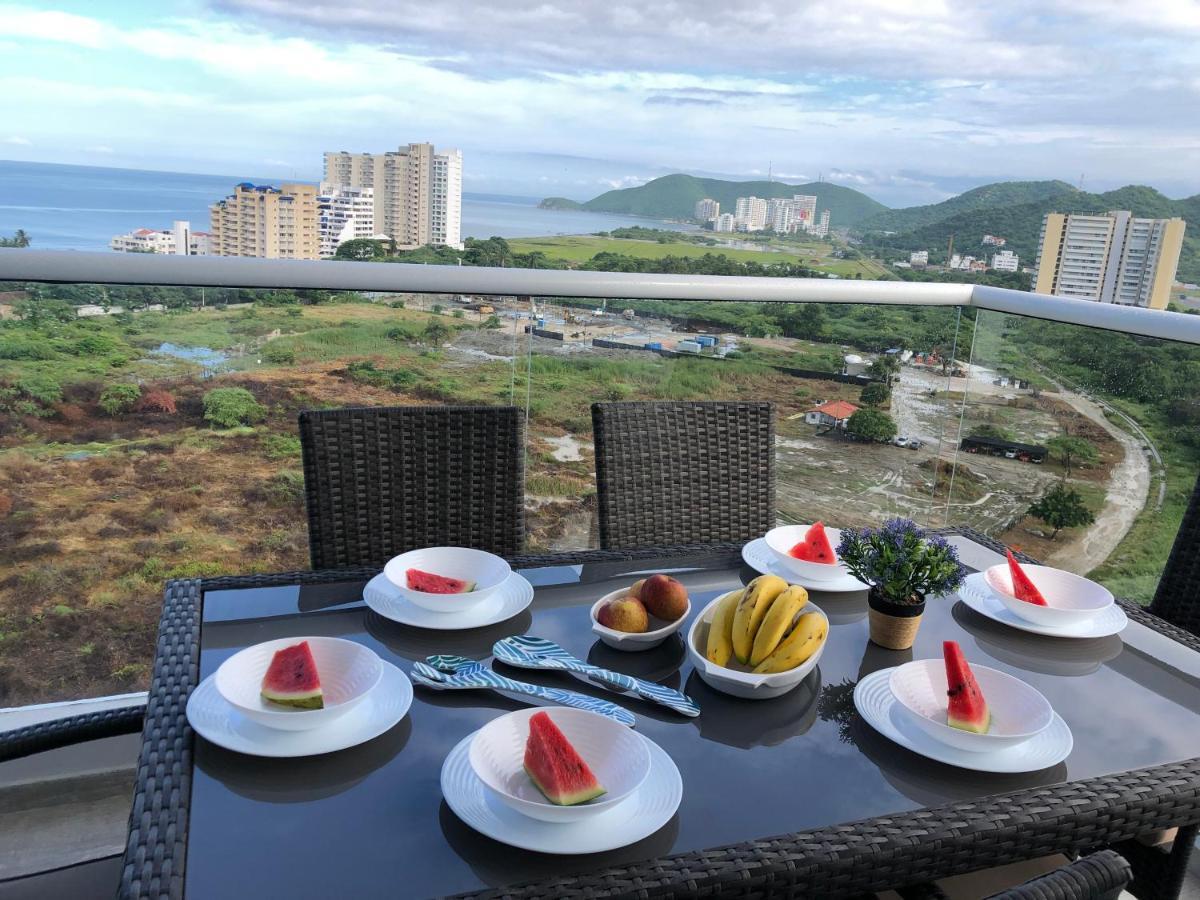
[591,401,774,549]
[0,703,145,763]
[1151,469,1200,636]
[299,405,524,569]
[900,850,1132,900]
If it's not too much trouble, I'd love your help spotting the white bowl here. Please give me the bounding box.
[685,590,828,700]
[468,707,650,823]
[889,659,1054,752]
[983,564,1114,629]
[590,587,690,651]
[214,636,383,732]
[763,524,851,583]
[383,546,511,613]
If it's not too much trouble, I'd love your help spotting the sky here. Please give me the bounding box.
[2,0,1199,207]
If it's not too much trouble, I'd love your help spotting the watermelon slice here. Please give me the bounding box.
[406,568,476,594]
[261,641,324,710]
[1005,550,1048,606]
[944,640,990,734]
[789,521,837,564]
[523,711,606,806]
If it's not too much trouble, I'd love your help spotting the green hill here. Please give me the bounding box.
[543,174,888,227]
[858,180,1077,232]
[538,197,583,211]
[860,183,1198,285]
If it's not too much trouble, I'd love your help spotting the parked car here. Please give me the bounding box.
[908,439,922,450]
[893,436,909,447]
[1004,449,1018,459]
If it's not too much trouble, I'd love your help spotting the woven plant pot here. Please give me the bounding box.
[867,589,926,650]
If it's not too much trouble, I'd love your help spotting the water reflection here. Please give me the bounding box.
[951,602,1123,676]
[195,716,412,802]
[586,634,686,684]
[438,801,679,887]
[686,668,820,748]
[364,609,535,661]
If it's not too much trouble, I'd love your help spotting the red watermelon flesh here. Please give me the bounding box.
[944,640,990,734]
[523,711,606,806]
[406,568,476,594]
[261,641,324,710]
[789,521,837,564]
[1005,550,1048,606]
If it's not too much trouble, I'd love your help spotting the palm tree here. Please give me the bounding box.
[14,229,29,247]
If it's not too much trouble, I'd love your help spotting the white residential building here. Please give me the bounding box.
[694,198,720,222]
[813,209,831,238]
[323,143,463,250]
[734,196,768,231]
[991,249,1020,272]
[1034,210,1186,310]
[765,198,793,233]
[317,185,377,258]
[910,250,929,267]
[791,195,818,232]
[111,220,209,255]
[949,254,977,271]
[714,213,736,233]
[983,234,1007,246]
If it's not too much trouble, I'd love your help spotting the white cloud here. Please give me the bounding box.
[86,144,114,154]
[2,136,31,146]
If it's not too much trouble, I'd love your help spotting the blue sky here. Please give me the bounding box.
[2,0,1199,207]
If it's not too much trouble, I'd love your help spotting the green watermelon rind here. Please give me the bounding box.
[260,641,325,710]
[524,764,607,806]
[944,641,991,734]
[261,687,324,710]
[406,567,477,594]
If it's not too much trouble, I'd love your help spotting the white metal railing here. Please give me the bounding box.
[2,248,1198,345]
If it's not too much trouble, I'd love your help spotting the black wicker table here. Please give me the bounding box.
[121,531,1200,899]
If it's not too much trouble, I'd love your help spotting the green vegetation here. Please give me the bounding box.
[334,238,390,260]
[1028,483,1096,539]
[0,230,30,248]
[847,408,897,442]
[859,181,1076,233]
[1045,435,1099,477]
[99,383,141,416]
[540,173,888,225]
[203,387,265,428]
[860,382,891,407]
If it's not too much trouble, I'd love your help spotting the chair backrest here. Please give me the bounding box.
[985,850,1131,900]
[1151,469,1200,636]
[299,405,524,569]
[591,400,774,549]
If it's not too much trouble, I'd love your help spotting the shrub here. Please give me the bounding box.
[452,309,464,319]
[202,387,265,428]
[482,315,501,329]
[0,491,11,517]
[137,389,177,414]
[262,342,296,365]
[0,336,55,360]
[71,333,119,356]
[386,325,416,342]
[265,470,305,506]
[860,382,891,407]
[99,383,141,416]
[56,403,86,424]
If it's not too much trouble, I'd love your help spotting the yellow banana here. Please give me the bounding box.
[731,574,788,664]
[752,611,827,674]
[749,585,809,667]
[705,589,742,667]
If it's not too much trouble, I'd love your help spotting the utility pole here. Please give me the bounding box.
[946,234,955,268]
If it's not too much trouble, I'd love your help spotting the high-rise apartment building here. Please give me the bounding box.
[209,183,319,259]
[813,209,831,238]
[323,143,463,250]
[791,195,818,232]
[317,185,377,258]
[694,198,720,222]
[714,213,736,233]
[765,198,793,233]
[734,196,768,231]
[1033,210,1186,309]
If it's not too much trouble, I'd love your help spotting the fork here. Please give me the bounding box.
[492,636,700,717]
[411,656,636,727]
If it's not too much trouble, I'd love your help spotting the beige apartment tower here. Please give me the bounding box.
[209,183,319,259]
[323,143,463,250]
[1033,210,1186,310]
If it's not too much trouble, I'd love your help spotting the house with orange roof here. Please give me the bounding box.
[804,399,859,430]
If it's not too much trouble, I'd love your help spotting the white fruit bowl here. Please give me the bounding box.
[468,707,650,823]
[590,587,690,651]
[686,590,828,700]
[383,546,511,613]
[763,524,850,583]
[983,564,1114,629]
[214,636,383,732]
[889,659,1054,752]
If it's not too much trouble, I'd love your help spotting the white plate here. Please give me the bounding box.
[742,538,869,593]
[364,571,533,630]
[959,573,1127,639]
[983,563,1114,628]
[854,668,1072,773]
[187,661,412,757]
[442,729,681,854]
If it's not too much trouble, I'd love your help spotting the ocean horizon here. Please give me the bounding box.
[0,159,692,252]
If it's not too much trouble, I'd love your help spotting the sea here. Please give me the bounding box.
[0,160,693,251]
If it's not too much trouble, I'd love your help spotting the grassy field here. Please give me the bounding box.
[507,234,886,278]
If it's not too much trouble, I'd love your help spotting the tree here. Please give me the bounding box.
[1045,435,1099,477]
[867,354,900,381]
[847,408,897,443]
[203,387,265,428]
[99,383,141,416]
[422,319,452,346]
[0,230,30,248]
[334,239,389,261]
[860,382,891,407]
[1028,483,1095,539]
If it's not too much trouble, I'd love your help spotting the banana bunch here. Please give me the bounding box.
[704,575,827,674]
